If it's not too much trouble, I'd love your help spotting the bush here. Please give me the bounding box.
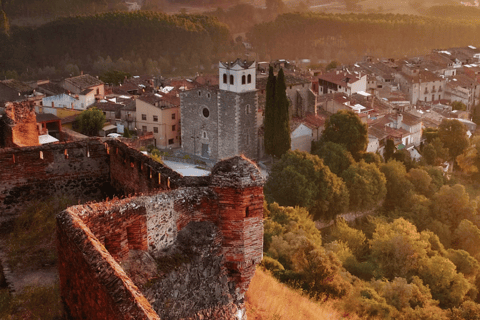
[261,256,285,272]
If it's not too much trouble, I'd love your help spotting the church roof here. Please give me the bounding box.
[219,59,255,69]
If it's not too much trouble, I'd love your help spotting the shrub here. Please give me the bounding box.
[261,256,285,272]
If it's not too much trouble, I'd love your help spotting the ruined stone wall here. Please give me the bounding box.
[57,206,160,320]
[106,139,209,196]
[2,101,39,147]
[0,139,112,225]
[57,155,264,320]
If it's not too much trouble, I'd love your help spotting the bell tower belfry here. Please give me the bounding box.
[219,60,256,93]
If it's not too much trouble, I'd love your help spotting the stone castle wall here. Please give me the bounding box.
[0,139,112,225]
[1,135,264,319]
[57,155,264,320]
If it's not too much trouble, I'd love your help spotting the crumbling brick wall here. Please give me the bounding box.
[57,206,159,320]
[2,101,39,147]
[57,155,264,320]
[106,139,209,195]
[0,139,112,225]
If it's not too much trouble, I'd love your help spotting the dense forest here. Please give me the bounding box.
[5,6,480,79]
[262,112,480,318]
[0,11,233,79]
[248,12,480,63]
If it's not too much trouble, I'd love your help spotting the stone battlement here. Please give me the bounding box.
[56,154,264,319]
[2,138,265,319]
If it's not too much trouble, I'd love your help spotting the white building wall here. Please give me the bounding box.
[291,124,312,152]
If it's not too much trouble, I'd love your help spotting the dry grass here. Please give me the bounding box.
[246,268,354,320]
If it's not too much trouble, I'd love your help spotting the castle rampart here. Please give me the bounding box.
[57,155,264,319]
[1,134,264,319]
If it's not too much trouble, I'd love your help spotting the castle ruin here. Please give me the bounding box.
[0,137,264,319]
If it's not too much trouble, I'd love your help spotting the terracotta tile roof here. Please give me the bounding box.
[94,102,124,112]
[1,79,33,94]
[36,113,60,123]
[256,73,311,90]
[318,71,363,87]
[37,82,67,96]
[138,93,179,109]
[64,74,103,90]
[194,74,219,86]
[398,69,443,84]
[399,112,422,126]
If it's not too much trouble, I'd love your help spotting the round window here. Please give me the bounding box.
[202,108,210,118]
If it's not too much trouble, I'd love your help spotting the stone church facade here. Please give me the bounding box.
[180,60,259,161]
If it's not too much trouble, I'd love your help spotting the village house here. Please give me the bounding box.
[60,74,105,100]
[136,92,180,148]
[395,62,446,105]
[0,79,35,104]
[367,111,422,156]
[289,113,325,153]
[318,70,367,96]
[444,74,478,111]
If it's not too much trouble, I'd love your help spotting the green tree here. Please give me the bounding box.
[99,70,131,86]
[273,68,291,158]
[431,184,476,231]
[369,218,429,279]
[77,107,106,136]
[330,218,367,258]
[325,60,339,71]
[453,219,480,260]
[384,139,395,162]
[292,239,352,298]
[341,160,387,212]
[438,119,469,161]
[456,136,480,175]
[311,141,355,176]
[472,103,480,125]
[263,66,276,160]
[265,150,349,221]
[380,160,413,211]
[320,110,368,160]
[407,168,433,197]
[264,66,291,158]
[423,143,437,165]
[418,255,472,308]
[451,101,467,111]
[423,127,439,144]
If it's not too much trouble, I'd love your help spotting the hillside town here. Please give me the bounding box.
[1,46,479,170]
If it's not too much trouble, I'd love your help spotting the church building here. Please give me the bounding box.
[180,59,258,161]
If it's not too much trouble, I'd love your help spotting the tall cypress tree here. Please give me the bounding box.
[273,68,290,158]
[264,65,276,157]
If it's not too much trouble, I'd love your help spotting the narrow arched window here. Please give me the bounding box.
[223,73,227,84]
[230,75,234,85]
[247,74,252,84]
[242,75,246,85]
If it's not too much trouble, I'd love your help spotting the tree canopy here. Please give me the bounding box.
[438,119,469,161]
[341,160,386,212]
[263,67,290,158]
[320,110,368,160]
[77,107,106,136]
[265,150,349,221]
[311,141,355,176]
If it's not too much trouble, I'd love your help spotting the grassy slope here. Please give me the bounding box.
[246,268,353,320]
